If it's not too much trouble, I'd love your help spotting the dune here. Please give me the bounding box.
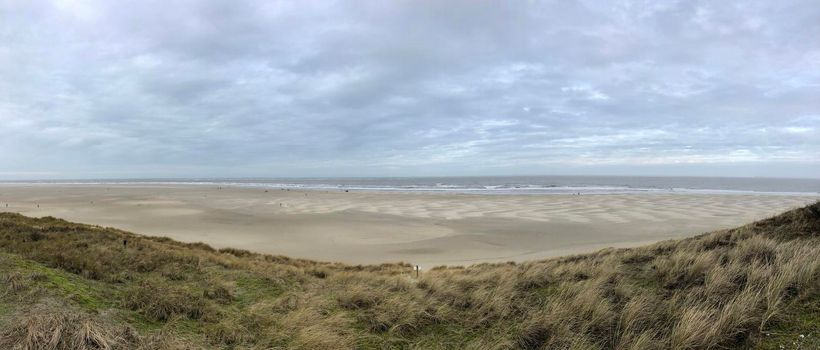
[0,201,818,348]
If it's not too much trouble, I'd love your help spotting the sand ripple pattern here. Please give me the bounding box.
[271,194,817,224]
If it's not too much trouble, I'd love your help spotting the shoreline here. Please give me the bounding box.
[2,181,818,197]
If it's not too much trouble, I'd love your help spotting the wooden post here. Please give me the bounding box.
[415,265,419,278]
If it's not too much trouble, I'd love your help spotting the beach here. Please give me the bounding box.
[0,184,816,267]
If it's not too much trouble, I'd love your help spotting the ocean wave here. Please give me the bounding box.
[3,179,818,196]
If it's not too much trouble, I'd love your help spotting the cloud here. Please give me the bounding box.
[1,0,819,178]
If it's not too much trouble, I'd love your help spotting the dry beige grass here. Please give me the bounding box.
[0,301,134,350]
[0,202,818,349]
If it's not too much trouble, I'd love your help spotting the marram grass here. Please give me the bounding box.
[0,202,818,349]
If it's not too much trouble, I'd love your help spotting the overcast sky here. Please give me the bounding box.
[1,0,819,179]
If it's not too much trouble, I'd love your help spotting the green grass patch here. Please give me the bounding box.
[757,294,820,349]
[233,272,284,308]
[8,253,114,310]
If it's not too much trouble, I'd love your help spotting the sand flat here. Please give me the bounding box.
[0,184,816,267]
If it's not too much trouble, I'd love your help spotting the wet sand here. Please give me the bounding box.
[0,184,816,268]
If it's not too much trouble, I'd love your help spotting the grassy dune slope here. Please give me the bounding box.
[0,202,818,349]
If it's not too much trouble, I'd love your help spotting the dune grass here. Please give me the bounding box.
[0,202,818,349]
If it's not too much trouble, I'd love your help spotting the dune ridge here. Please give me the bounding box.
[0,202,818,349]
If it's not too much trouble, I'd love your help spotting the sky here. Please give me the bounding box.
[1,0,819,179]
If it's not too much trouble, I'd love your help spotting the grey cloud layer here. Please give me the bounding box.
[1,0,819,178]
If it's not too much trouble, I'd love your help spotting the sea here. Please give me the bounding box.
[5,176,820,196]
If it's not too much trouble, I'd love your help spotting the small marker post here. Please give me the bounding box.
[415,265,419,278]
